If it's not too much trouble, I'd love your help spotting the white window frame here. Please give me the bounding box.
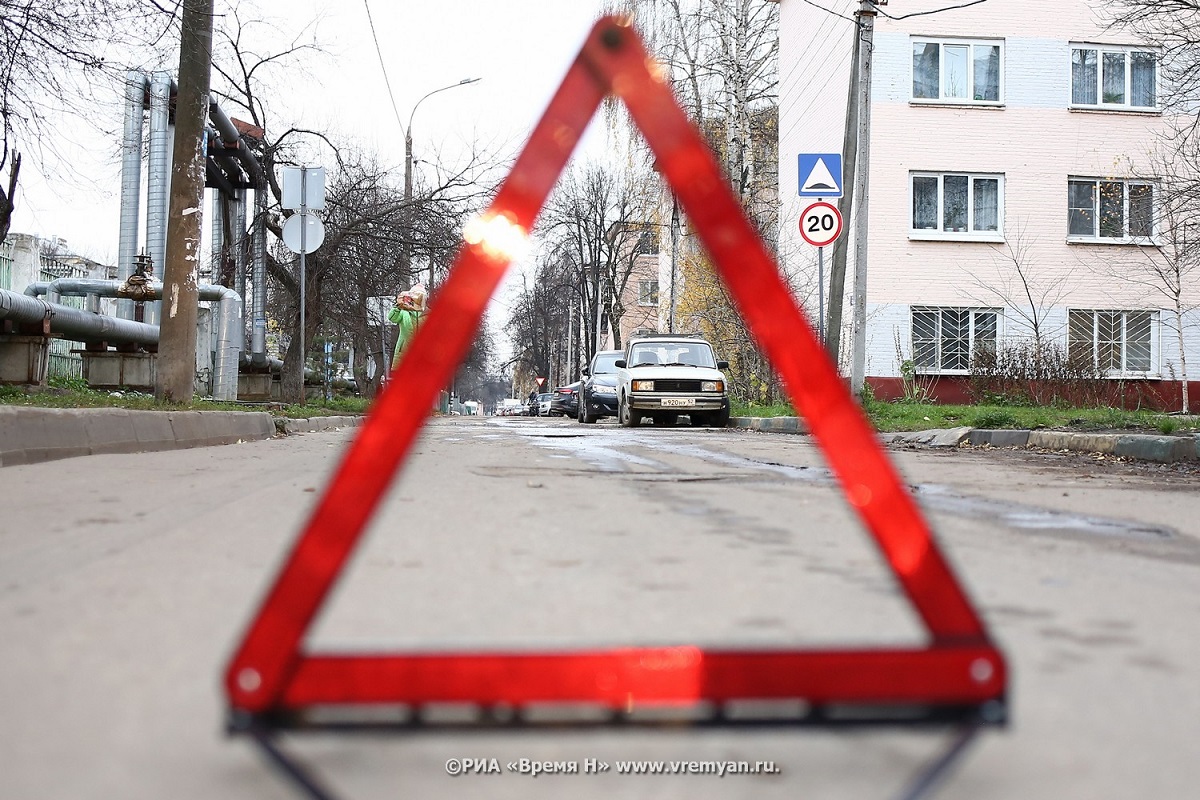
[911,307,1001,374]
[1067,309,1157,378]
[1066,177,1157,244]
[638,279,659,307]
[911,37,1004,105]
[1069,43,1158,111]
[909,172,1005,241]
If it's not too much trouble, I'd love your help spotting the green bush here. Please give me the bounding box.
[971,410,1019,429]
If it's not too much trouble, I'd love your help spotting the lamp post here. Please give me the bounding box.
[404,78,481,290]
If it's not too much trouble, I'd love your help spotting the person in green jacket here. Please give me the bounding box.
[387,283,427,368]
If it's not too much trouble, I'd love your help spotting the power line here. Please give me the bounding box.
[362,0,406,135]
[873,0,990,21]
[800,0,858,24]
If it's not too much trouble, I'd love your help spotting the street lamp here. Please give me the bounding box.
[403,78,481,289]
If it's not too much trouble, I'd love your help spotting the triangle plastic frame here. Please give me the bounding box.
[225,16,1006,732]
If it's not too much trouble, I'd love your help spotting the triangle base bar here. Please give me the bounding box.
[248,644,1006,710]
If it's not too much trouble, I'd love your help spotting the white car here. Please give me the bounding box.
[614,334,730,427]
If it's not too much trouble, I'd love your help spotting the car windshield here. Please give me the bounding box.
[591,353,622,374]
[628,342,716,368]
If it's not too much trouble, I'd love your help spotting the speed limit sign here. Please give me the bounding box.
[799,201,843,247]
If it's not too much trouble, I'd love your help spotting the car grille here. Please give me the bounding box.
[653,379,703,392]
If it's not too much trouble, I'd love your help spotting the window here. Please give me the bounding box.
[635,226,660,255]
[911,172,1002,237]
[1068,309,1153,374]
[638,279,659,306]
[1071,45,1156,109]
[911,307,998,372]
[912,38,1002,103]
[1067,178,1155,241]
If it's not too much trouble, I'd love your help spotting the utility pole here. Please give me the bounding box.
[826,20,862,368]
[849,0,877,396]
[156,0,213,403]
[668,194,680,334]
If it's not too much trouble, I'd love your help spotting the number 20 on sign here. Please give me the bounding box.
[799,201,843,247]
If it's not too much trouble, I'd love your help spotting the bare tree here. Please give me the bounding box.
[210,7,497,401]
[971,218,1075,346]
[1104,1,1200,140]
[0,0,169,239]
[536,162,658,365]
[612,0,781,405]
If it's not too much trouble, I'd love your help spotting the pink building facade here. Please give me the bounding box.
[777,0,1199,410]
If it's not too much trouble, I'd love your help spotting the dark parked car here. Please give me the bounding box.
[577,349,623,423]
[550,381,581,417]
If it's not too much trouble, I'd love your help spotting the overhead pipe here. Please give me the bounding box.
[206,125,248,190]
[118,70,148,321]
[21,278,243,401]
[208,99,266,187]
[0,289,159,346]
[146,71,173,327]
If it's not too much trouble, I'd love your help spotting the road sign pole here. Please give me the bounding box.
[300,167,307,405]
[818,245,825,345]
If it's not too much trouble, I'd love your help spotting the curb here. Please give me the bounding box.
[730,416,1199,464]
[277,415,365,435]
[1,406,273,468]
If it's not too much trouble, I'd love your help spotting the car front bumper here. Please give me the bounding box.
[628,393,727,412]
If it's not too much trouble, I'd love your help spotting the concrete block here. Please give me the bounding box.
[80,408,141,455]
[967,429,1031,447]
[1114,434,1196,463]
[0,336,50,385]
[728,417,756,430]
[884,427,972,447]
[27,408,91,463]
[82,351,156,391]
[237,373,273,402]
[129,410,178,452]
[758,417,804,434]
[1028,431,1118,454]
[230,412,276,441]
[166,411,209,449]
[0,406,39,466]
[282,418,312,435]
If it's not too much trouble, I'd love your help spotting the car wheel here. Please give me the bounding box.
[618,395,640,428]
[714,405,730,428]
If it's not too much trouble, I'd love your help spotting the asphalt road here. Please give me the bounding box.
[1,416,1197,799]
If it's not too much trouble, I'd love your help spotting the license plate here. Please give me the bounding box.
[660,398,695,407]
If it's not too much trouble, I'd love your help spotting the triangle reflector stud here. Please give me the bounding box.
[225,14,1006,736]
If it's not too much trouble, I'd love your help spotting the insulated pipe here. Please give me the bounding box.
[210,187,224,283]
[209,99,266,186]
[23,278,243,401]
[146,71,173,326]
[234,188,247,319]
[118,70,147,321]
[251,184,267,365]
[0,289,159,346]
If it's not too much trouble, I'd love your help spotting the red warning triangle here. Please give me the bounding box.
[225,16,1005,722]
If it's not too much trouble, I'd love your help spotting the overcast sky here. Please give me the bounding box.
[11,1,619,261]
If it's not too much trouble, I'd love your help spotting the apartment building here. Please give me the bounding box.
[777,0,1199,410]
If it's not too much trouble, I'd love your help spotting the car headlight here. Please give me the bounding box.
[701,380,724,392]
[594,385,616,395]
[632,380,655,392]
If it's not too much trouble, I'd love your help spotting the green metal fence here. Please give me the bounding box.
[40,262,85,380]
